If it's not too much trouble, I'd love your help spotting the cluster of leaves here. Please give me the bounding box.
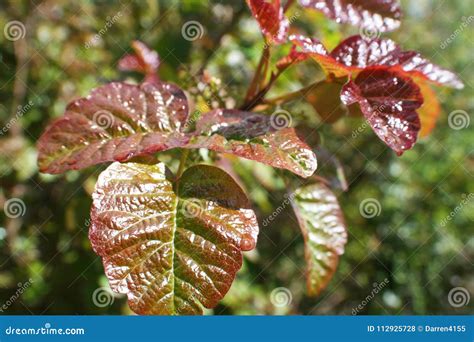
[36,0,462,315]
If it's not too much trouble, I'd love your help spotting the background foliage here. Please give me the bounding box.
[0,0,472,315]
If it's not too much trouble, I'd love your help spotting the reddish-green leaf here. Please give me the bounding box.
[299,0,402,32]
[288,35,350,77]
[291,182,347,296]
[341,67,423,155]
[37,82,189,174]
[90,162,259,315]
[38,83,317,177]
[189,110,317,178]
[247,0,289,45]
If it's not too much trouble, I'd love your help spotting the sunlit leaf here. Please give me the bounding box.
[291,182,347,296]
[38,84,317,178]
[189,110,317,178]
[288,35,350,77]
[299,0,402,32]
[37,82,189,174]
[90,162,259,315]
[247,0,289,45]
[331,35,464,89]
[341,67,423,155]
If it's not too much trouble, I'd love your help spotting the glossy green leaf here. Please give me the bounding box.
[291,182,347,296]
[89,162,259,315]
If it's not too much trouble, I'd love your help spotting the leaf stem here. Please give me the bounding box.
[263,80,325,106]
[244,47,271,104]
[176,149,189,179]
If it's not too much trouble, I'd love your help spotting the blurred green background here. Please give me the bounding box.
[0,0,472,315]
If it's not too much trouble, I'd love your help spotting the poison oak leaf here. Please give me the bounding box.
[291,182,347,296]
[37,82,189,174]
[341,67,423,155]
[285,34,462,140]
[189,110,317,178]
[298,0,402,32]
[286,35,350,77]
[330,35,464,89]
[90,162,259,315]
[38,82,317,177]
[247,0,289,45]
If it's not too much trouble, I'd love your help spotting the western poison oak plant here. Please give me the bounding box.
[36,0,463,315]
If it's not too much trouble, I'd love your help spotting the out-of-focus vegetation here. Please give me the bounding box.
[0,0,472,315]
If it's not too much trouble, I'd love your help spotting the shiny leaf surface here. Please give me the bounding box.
[247,0,289,45]
[341,67,423,155]
[299,0,402,32]
[38,85,317,177]
[37,82,189,174]
[189,110,317,178]
[331,35,464,88]
[90,162,259,315]
[291,182,347,296]
[288,35,350,77]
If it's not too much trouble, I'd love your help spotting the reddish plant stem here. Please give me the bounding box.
[244,47,271,104]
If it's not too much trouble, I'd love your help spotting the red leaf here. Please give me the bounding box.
[331,35,464,88]
[38,83,317,177]
[38,82,189,174]
[118,41,160,83]
[299,0,402,32]
[341,67,423,155]
[287,35,351,76]
[90,162,259,314]
[247,0,289,45]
